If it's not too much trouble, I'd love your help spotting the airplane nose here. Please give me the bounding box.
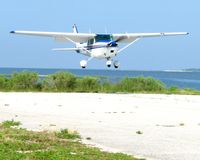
[109,41,118,47]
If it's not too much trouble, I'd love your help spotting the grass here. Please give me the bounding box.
[0,120,142,160]
[56,129,81,139]
[2,119,21,128]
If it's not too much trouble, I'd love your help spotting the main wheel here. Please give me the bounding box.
[106,60,112,68]
[80,60,87,69]
[114,61,120,68]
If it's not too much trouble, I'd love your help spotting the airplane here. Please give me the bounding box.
[10,25,188,69]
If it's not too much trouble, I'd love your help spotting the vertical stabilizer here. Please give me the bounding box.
[72,24,79,48]
[73,24,78,33]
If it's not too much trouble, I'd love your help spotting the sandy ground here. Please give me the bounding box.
[0,92,200,160]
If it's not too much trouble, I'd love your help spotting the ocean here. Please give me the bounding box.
[0,68,200,90]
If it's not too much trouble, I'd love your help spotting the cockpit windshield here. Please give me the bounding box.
[95,34,112,42]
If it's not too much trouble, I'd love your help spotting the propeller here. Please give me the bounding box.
[107,41,118,47]
[106,36,127,47]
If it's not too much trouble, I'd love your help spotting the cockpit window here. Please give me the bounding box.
[95,34,112,42]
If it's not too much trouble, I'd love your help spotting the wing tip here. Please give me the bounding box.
[10,31,15,34]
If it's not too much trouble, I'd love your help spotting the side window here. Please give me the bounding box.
[88,39,94,45]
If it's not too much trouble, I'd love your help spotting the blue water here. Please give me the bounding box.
[0,68,200,90]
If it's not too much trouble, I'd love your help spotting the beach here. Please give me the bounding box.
[0,92,200,160]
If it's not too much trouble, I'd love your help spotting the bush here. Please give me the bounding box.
[10,72,39,91]
[2,120,21,128]
[76,76,100,92]
[42,72,76,92]
[56,129,80,139]
[0,75,8,90]
[115,77,166,92]
[1,71,199,95]
[100,81,114,93]
[169,86,179,93]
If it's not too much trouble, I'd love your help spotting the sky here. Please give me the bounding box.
[0,0,199,70]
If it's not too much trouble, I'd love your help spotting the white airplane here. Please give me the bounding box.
[10,25,188,68]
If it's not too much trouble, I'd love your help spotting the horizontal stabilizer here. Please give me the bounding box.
[52,48,79,51]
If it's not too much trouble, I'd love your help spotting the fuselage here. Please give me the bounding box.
[76,34,118,59]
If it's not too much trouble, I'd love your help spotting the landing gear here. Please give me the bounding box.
[80,57,93,69]
[106,60,120,69]
[106,60,112,68]
[80,60,87,69]
[113,61,120,68]
[80,58,120,69]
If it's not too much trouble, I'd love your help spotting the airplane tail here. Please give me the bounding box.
[73,24,79,48]
[73,24,78,33]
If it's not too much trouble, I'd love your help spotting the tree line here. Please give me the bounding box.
[0,71,199,94]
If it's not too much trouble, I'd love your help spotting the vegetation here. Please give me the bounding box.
[0,71,200,95]
[12,72,39,91]
[1,119,21,128]
[76,76,100,92]
[114,77,166,93]
[0,75,10,90]
[42,72,76,92]
[56,129,81,139]
[0,120,140,160]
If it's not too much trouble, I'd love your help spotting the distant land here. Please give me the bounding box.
[164,68,200,72]
[182,68,200,72]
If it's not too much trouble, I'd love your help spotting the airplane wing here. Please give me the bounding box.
[10,31,95,43]
[11,30,188,44]
[112,32,189,43]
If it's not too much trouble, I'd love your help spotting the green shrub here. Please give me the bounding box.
[76,76,100,92]
[0,76,8,90]
[1,71,200,95]
[115,77,166,92]
[42,72,76,92]
[10,72,39,91]
[181,88,200,95]
[169,86,179,93]
[56,129,80,139]
[100,81,114,93]
[2,120,21,128]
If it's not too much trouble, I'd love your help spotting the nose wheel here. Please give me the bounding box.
[106,60,120,68]
[113,61,120,68]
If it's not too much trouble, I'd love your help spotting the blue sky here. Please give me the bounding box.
[0,0,199,70]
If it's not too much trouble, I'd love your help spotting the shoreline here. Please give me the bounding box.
[1,92,200,160]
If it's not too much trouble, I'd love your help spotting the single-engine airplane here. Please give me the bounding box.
[10,25,188,68]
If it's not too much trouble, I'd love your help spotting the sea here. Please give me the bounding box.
[0,67,200,90]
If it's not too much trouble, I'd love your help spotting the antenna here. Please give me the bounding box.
[89,27,92,33]
[104,26,108,34]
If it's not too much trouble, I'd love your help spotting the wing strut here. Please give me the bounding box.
[64,37,93,55]
[118,38,140,53]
